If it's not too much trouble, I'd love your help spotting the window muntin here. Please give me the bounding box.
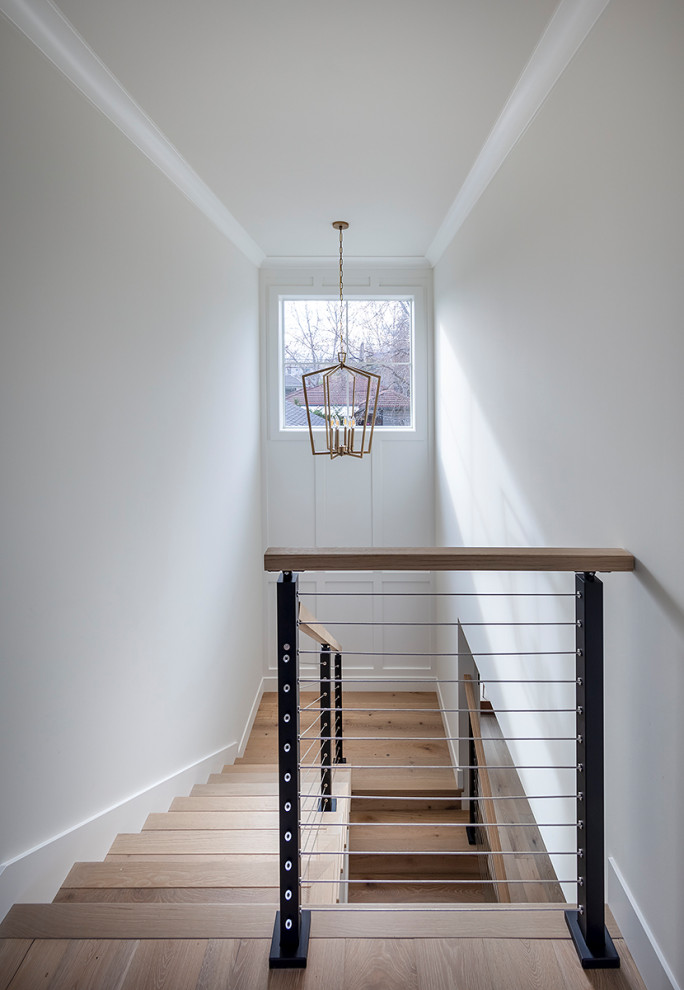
[281,297,414,430]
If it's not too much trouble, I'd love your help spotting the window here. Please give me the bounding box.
[280,297,414,430]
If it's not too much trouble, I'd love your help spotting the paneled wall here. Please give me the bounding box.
[260,265,436,683]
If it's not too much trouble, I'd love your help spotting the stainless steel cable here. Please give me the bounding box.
[298,677,576,684]
[301,707,576,714]
[298,734,577,742]
[298,846,576,855]
[304,833,574,849]
[299,694,325,711]
[294,792,577,802]
[300,823,575,831]
[298,739,319,764]
[307,908,576,915]
[306,884,579,892]
[299,650,575,657]
[302,620,575,627]
[297,592,576,598]
[299,763,577,770]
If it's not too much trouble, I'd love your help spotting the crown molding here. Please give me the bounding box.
[0,0,265,267]
[261,256,432,270]
[426,0,612,265]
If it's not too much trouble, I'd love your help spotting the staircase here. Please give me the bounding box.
[0,762,350,955]
[242,689,494,903]
[348,796,490,902]
[50,764,348,908]
[0,690,644,987]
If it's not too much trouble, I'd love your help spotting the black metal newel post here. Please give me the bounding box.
[333,651,345,765]
[319,645,337,811]
[565,572,619,968]
[466,719,479,846]
[269,571,310,968]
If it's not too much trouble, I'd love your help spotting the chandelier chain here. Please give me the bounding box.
[338,224,344,354]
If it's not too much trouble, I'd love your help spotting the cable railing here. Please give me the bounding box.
[265,546,634,970]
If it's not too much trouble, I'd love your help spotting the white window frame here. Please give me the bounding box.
[262,265,431,446]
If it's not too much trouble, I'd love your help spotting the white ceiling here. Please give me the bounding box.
[24,0,579,259]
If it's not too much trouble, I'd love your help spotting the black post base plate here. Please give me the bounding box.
[564,910,620,969]
[269,910,311,969]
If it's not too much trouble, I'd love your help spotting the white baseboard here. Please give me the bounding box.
[238,677,267,757]
[0,741,236,921]
[436,679,461,786]
[608,857,679,990]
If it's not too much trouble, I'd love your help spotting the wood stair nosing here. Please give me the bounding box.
[109,828,345,856]
[53,887,281,904]
[169,795,280,811]
[142,810,282,830]
[60,860,283,889]
[0,902,615,941]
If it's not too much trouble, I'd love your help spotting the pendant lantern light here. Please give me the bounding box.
[302,222,381,458]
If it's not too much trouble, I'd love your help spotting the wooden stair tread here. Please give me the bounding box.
[143,811,282,830]
[190,781,281,796]
[349,853,482,880]
[207,772,278,784]
[105,853,283,862]
[0,902,619,941]
[347,881,491,903]
[62,860,285,888]
[351,808,470,824]
[207,770,319,784]
[53,887,279,904]
[219,763,280,774]
[0,903,275,939]
[351,796,462,811]
[351,769,459,792]
[144,806,349,830]
[109,828,343,856]
[169,795,279,811]
[349,826,478,854]
[53,886,340,906]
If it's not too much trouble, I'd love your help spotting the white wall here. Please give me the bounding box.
[260,265,436,686]
[0,18,263,915]
[433,1,684,986]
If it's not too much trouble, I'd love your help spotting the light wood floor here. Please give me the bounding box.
[0,692,646,989]
[0,929,647,990]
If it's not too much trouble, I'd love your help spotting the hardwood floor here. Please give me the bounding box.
[0,691,646,988]
[0,932,647,989]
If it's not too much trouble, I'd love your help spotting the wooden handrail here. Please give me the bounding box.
[463,674,511,904]
[298,603,342,654]
[264,546,635,573]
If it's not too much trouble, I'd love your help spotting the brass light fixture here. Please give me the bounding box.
[302,221,380,458]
